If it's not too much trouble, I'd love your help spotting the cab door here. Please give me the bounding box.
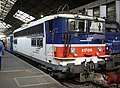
[45,20,54,62]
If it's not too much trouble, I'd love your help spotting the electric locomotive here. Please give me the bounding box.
[104,21,120,72]
[13,14,106,76]
[105,21,120,54]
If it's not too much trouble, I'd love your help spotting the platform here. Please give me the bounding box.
[0,51,66,88]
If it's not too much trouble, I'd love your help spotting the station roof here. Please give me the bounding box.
[0,0,96,35]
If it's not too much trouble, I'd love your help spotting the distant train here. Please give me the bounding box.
[5,34,13,53]
[105,21,120,54]
[5,14,106,77]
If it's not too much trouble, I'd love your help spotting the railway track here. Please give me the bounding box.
[15,54,120,88]
[59,78,104,88]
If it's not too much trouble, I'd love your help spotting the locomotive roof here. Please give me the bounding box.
[13,14,105,33]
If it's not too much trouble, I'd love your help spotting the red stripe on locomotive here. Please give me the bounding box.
[54,46,105,58]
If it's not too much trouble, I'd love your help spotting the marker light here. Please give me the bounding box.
[71,47,76,54]
[98,46,102,52]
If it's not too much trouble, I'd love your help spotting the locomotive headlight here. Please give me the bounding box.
[71,47,76,53]
[98,46,102,52]
[106,47,108,50]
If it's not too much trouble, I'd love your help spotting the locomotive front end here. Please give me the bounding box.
[52,15,106,73]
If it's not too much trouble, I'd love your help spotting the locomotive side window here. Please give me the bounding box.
[13,39,17,44]
[40,38,43,47]
[37,38,40,46]
[33,39,36,46]
[37,38,43,47]
[31,38,34,46]
[105,23,120,33]
[31,38,36,46]
[68,19,85,32]
[107,28,120,33]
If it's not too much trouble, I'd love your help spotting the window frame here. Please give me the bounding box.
[31,38,43,47]
[13,39,17,44]
[31,38,36,46]
[68,19,85,33]
[89,20,104,33]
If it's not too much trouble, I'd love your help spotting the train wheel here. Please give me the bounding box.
[48,69,54,77]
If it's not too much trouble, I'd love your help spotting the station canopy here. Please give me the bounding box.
[13,10,35,23]
[0,0,96,34]
[0,0,17,33]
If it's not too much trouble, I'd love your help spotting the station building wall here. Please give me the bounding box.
[70,0,120,24]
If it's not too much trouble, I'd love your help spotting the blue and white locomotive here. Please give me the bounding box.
[12,14,106,75]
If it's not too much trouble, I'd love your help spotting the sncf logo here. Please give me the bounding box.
[81,48,93,52]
